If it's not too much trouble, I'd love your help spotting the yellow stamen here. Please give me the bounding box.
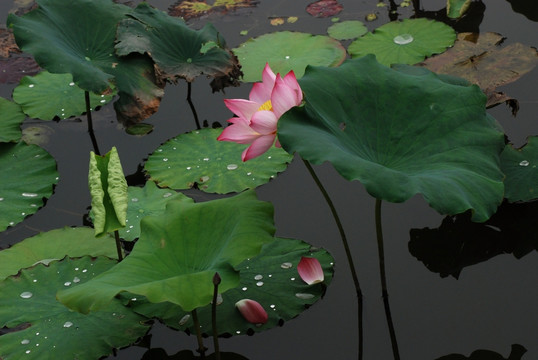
[257,100,272,111]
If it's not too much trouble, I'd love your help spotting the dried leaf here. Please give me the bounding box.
[306,0,343,18]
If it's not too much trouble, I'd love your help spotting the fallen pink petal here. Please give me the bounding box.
[298,257,324,285]
[235,299,268,324]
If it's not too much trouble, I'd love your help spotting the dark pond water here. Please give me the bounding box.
[1,0,537,359]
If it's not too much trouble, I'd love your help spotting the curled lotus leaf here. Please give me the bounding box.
[278,56,505,222]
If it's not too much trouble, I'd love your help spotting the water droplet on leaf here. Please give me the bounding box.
[227,164,238,170]
[519,160,530,166]
[295,293,315,299]
[393,34,414,45]
[281,262,293,269]
[20,292,33,299]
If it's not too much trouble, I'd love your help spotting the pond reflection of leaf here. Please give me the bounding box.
[142,349,249,360]
[409,201,538,278]
[435,344,526,360]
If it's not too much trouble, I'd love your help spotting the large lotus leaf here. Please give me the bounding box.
[0,97,24,142]
[122,237,334,336]
[0,227,119,280]
[348,18,456,66]
[232,31,346,82]
[0,256,149,360]
[7,0,163,124]
[89,147,128,237]
[12,71,115,121]
[144,128,293,194]
[116,2,240,86]
[57,191,275,313]
[420,32,538,108]
[118,181,194,242]
[447,0,472,18]
[0,142,58,231]
[278,56,505,222]
[500,137,538,202]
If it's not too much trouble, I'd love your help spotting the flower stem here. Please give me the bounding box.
[301,158,363,360]
[191,308,206,358]
[84,91,100,155]
[374,198,400,360]
[114,230,123,262]
[212,273,221,360]
[186,81,201,130]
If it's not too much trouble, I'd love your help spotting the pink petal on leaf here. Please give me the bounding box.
[218,119,260,144]
[242,134,276,161]
[224,99,261,121]
[250,110,278,135]
[298,257,324,285]
[235,299,268,324]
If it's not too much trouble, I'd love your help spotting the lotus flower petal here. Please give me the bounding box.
[235,299,268,324]
[250,110,278,135]
[271,75,302,118]
[298,257,324,285]
[217,118,259,144]
[224,99,261,121]
[249,63,276,103]
[242,134,276,161]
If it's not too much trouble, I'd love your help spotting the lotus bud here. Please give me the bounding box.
[235,299,268,324]
[297,256,324,285]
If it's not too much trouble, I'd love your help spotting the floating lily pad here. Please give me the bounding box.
[12,71,115,121]
[144,128,293,194]
[0,142,58,231]
[118,182,194,242]
[306,0,343,18]
[58,191,275,313]
[501,137,538,202]
[348,18,456,66]
[327,20,367,40]
[0,256,149,360]
[0,97,25,142]
[233,31,346,82]
[123,237,334,336]
[420,32,538,109]
[89,147,128,237]
[0,227,119,281]
[447,0,472,18]
[168,0,259,21]
[278,56,505,222]
[7,0,163,125]
[116,2,241,90]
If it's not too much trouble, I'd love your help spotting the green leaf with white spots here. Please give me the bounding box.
[0,227,119,281]
[0,142,58,232]
[447,0,472,18]
[12,71,115,121]
[233,31,346,82]
[144,128,293,194]
[501,137,538,202]
[118,182,194,242]
[327,20,368,40]
[0,97,25,142]
[57,191,275,313]
[348,18,456,66]
[122,237,334,336]
[89,147,128,237]
[0,256,150,360]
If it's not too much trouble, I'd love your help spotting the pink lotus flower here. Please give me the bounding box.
[235,299,268,324]
[217,63,303,161]
[297,257,324,285]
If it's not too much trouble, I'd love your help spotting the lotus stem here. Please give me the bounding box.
[186,81,201,130]
[374,198,400,360]
[114,230,123,262]
[212,273,221,360]
[84,91,100,155]
[192,308,206,358]
[301,158,363,360]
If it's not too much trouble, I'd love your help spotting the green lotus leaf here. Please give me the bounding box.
[89,147,128,237]
[118,181,194,242]
[7,0,163,124]
[144,128,293,194]
[123,237,334,336]
[0,227,119,280]
[57,190,275,313]
[12,71,115,121]
[278,56,505,222]
[501,137,538,202]
[447,0,472,18]
[115,2,241,88]
[0,142,58,231]
[0,256,149,360]
[327,20,368,40]
[348,18,456,66]
[232,31,346,82]
[0,97,24,142]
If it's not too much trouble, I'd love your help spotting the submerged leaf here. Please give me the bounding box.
[306,0,343,18]
[278,56,505,222]
[168,0,259,21]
